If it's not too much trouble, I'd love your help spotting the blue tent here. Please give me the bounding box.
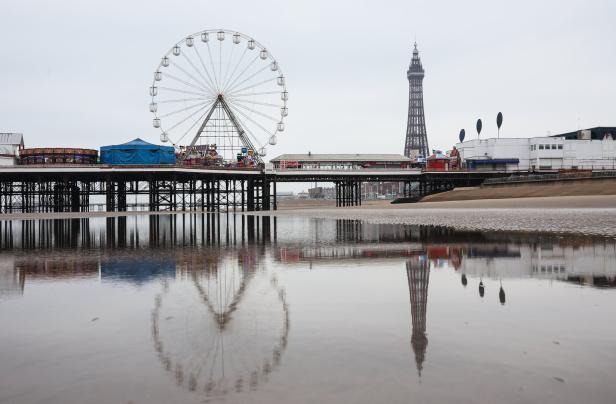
[100,258,176,286]
[100,138,175,165]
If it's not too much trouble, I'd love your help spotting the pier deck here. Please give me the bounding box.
[0,165,512,213]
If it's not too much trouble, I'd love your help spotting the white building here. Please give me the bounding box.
[0,133,24,166]
[454,127,616,171]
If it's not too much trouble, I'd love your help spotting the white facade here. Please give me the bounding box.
[455,134,616,171]
[0,133,24,166]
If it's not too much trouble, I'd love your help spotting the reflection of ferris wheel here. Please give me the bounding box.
[149,29,288,163]
[151,260,289,398]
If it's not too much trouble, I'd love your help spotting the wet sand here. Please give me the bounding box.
[277,195,616,210]
[2,195,616,237]
[260,196,616,237]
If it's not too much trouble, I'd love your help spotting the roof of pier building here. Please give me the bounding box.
[0,133,24,147]
[270,154,412,163]
[551,127,616,141]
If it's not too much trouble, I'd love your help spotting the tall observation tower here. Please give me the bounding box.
[404,43,430,159]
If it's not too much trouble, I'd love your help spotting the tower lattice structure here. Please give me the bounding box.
[404,43,430,159]
[406,257,430,376]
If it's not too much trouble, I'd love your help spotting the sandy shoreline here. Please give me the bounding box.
[259,196,616,237]
[277,194,616,210]
[1,195,615,237]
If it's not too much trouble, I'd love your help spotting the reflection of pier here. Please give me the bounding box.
[0,214,279,296]
[406,258,430,376]
[0,214,277,250]
[0,254,99,296]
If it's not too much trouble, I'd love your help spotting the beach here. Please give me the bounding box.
[2,195,616,237]
[254,196,616,237]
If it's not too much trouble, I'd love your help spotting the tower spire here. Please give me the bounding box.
[404,42,429,159]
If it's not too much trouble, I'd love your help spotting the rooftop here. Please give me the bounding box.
[0,133,24,146]
[551,127,616,140]
[270,154,412,162]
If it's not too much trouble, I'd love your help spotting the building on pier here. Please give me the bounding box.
[270,154,412,170]
[19,148,98,165]
[0,133,24,166]
[454,127,616,171]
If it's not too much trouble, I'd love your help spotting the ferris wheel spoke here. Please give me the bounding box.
[170,58,214,93]
[177,54,217,94]
[205,42,221,92]
[224,54,260,94]
[228,104,274,139]
[158,99,213,119]
[159,86,210,97]
[193,46,219,96]
[228,108,264,149]
[157,96,211,104]
[163,72,212,95]
[165,103,211,133]
[174,104,214,144]
[229,98,281,108]
[221,47,248,92]
[219,40,223,92]
[231,102,279,123]
[230,90,280,97]
[226,65,270,94]
[227,76,278,97]
[220,42,236,91]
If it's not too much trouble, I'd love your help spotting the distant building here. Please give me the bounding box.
[0,133,24,166]
[308,186,335,199]
[361,182,404,199]
[454,127,616,171]
[276,191,295,199]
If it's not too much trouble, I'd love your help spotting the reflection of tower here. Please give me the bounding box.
[406,258,429,376]
[404,43,429,159]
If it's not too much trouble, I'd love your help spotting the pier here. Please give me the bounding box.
[0,164,512,213]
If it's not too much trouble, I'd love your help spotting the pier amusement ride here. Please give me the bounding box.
[149,29,288,164]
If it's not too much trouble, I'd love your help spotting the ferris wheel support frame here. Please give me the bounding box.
[188,94,262,164]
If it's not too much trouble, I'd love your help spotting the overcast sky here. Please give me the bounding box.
[2,0,615,158]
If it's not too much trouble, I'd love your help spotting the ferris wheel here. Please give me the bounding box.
[149,29,288,163]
